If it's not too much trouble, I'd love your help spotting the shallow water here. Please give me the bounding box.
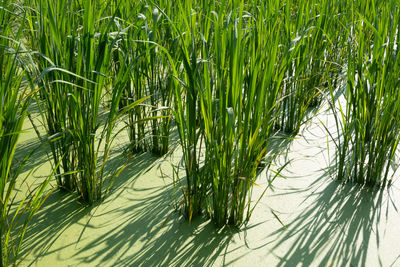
[15,105,400,267]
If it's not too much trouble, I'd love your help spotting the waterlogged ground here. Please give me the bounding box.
[16,105,400,267]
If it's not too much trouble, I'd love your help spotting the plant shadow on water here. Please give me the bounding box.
[13,138,50,176]
[73,189,236,267]
[19,140,241,266]
[267,164,396,267]
[70,153,239,266]
[18,144,155,265]
[18,189,91,265]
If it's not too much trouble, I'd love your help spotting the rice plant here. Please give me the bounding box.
[200,1,286,227]
[146,0,209,221]
[156,0,288,227]
[26,0,147,204]
[25,0,79,191]
[113,2,173,155]
[12,0,397,233]
[171,0,207,221]
[276,0,340,134]
[328,1,400,186]
[0,3,50,266]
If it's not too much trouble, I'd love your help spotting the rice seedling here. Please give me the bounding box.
[148,0,208,221]
[25,0,79,191]
[119,27,149,153]
[142,6,174,156]
[26,0,148,204]
[276,0,340,134]
[116,3,174,155]
[200,1,287,227]
[0,4,51,266]
[327,0,400,187]
[155,0,288,227]
[171,3,207,221]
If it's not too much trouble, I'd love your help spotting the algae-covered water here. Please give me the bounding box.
[16,107,400,267]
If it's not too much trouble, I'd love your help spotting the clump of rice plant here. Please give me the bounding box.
[26,0,79,191]
[200,2,286,227]
[328,1,400,187]
[171,2,207,221]
[149,0,211,221]
[0,4,50,266]
[276,0,339,134]
[115,3,174,155]
[26,0,146,204]
[158,0,287,227]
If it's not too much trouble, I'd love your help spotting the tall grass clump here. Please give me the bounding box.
[26,0,79,191]
[26,0,144,204]
[115,3,174,155]
[276,0,340,134]
[200,1,286,227]
[329,1,400,187]
[149,0,218,221]
[0,4,50,266]
[167,0,207,221]
[158,0,287,227]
